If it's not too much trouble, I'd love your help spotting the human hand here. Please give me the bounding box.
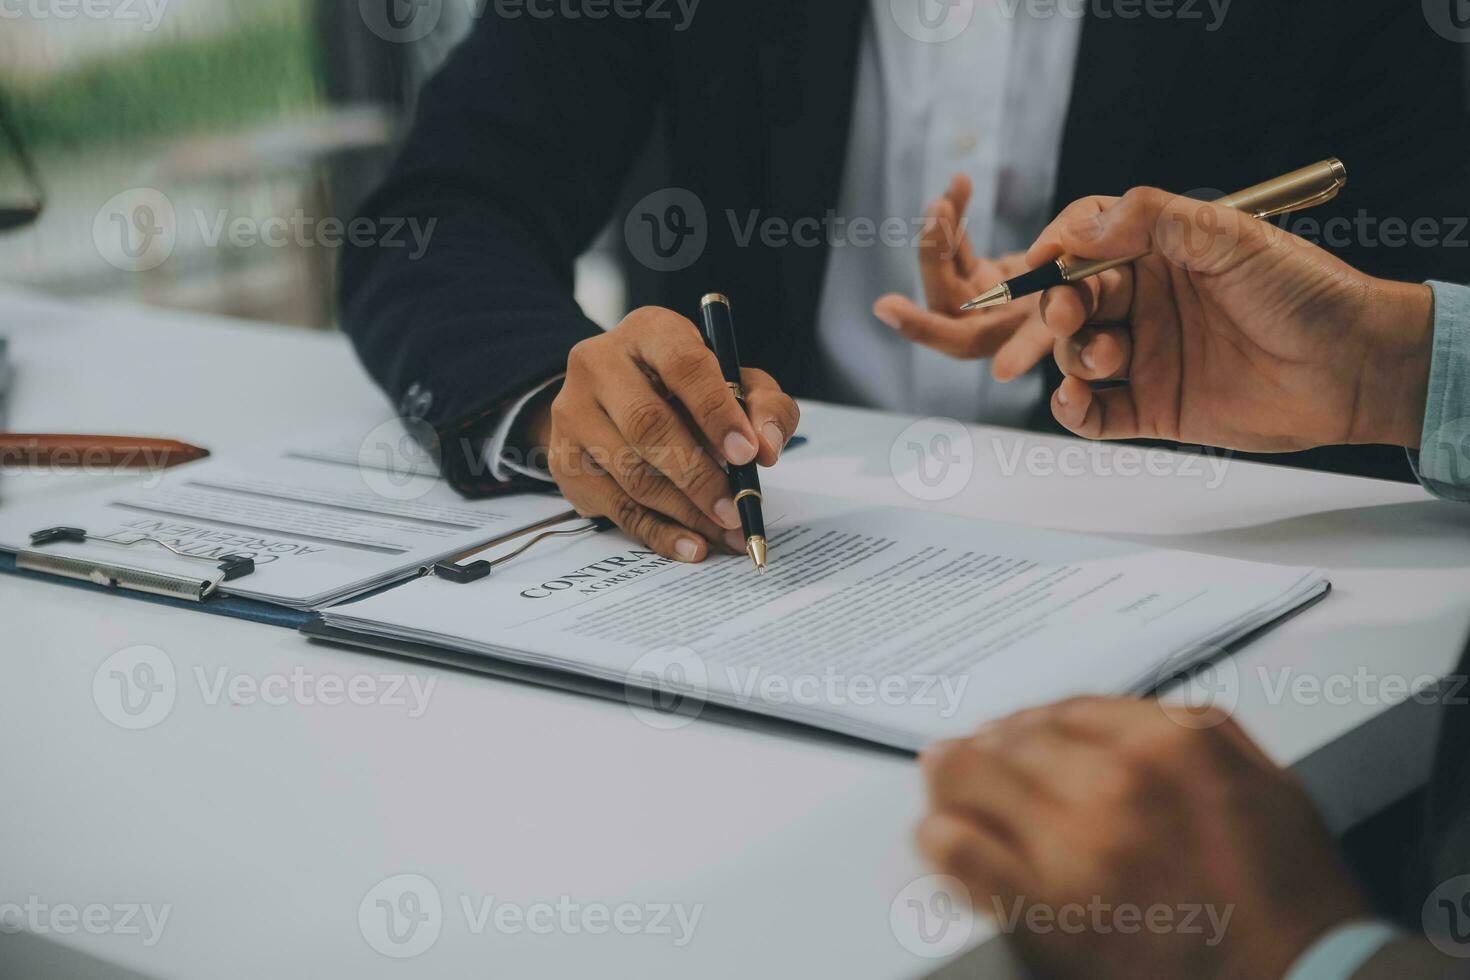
[1030,188,1435,451]
[873,174,1056,381]
[917,697,1369,980]
[528,307,798,562]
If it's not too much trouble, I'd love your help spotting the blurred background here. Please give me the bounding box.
[0,0,627,329]
[10,4,1461,339]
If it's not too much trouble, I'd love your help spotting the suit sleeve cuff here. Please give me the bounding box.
[1284,920,1402,980]
[484,374,563,483]
[1410,281,1470,501]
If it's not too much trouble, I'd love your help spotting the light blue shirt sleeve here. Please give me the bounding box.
[1411,281,1470,501]
[1284,920,1401,980]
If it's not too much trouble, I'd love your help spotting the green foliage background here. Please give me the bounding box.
[4,1,323,156]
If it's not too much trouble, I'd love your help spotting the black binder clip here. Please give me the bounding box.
[434,515,613,584]
[214,554,257,581]
[30,527,87,546]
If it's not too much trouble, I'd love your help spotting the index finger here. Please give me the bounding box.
[1025,194,1119,268]
[633,315,760,466]
[919,174,978,303]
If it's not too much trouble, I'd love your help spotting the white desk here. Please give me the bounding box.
[2,287,1468,979]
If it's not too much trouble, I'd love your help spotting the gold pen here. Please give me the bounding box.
[960,158,1348,311]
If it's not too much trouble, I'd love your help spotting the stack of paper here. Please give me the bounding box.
[320,490,1328,749]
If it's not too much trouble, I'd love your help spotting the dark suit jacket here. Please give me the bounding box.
[340,0,1470,494]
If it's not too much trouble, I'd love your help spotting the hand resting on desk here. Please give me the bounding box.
[917,697,1371,980]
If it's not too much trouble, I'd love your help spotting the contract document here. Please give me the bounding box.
[0,434,573,609]
[318,490,1329,749]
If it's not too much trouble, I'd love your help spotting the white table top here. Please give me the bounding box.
[3,287,1468,979]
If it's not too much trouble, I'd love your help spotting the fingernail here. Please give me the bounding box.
[675,538,702,563]
[724,530,746,553]
[1078,343,1096,372]
[714,498,740,529]
[762,422,785,459]
[876,310,900,330]
[1056,386,1070,407]
[724,432,757,465]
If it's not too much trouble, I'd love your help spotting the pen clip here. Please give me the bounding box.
[1249,180,1344,220]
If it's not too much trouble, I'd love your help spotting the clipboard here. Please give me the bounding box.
[0,512,614,630]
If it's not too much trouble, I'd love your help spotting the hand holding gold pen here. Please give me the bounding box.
[960,159,1348,312]
[1007,154,1437,454]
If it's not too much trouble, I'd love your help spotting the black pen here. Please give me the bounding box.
[699,293,767,572]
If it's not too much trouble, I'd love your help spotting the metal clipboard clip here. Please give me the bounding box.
[16,527,256,602]
[434,509,614,584]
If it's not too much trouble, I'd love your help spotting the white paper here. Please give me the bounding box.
[324,490,1328,749]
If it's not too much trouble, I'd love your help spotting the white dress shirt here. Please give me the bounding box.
[489,1,1083,478]
[816,0,1081,425]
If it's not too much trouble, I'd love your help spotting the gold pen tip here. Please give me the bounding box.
[746,536,767,572]
[959,284,1011,312]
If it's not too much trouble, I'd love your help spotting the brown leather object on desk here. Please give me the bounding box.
[0,435,209,469]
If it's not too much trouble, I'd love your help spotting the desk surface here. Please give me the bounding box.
[3,287,1469,980]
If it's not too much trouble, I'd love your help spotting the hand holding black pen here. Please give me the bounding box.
[699,293,769,572]
[529,304,798,565]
